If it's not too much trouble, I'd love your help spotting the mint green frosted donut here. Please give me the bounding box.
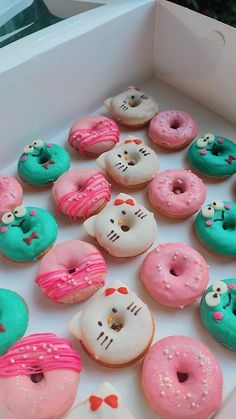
[0,206,58,261]
[187,133,236,177]
[0,288,28,355]
[195,200,236,256]
[200,278,236,351]
[17,139,70,186]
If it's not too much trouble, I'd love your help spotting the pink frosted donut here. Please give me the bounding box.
[0,175,23,218]
[68,115,119,157]
[52,168,111,220]
[142,336,223,419]
[0,333,82,419]
[36,240,106,304]
[140,243,209,308]
[149,110,198,150]
[148,169,206,218]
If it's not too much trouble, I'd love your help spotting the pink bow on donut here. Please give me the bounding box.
[114,198,135,206]
[124,139,142,145]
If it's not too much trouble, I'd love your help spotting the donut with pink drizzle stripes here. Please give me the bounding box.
[52,169,111,220]
[0,333,81,419]
[36,240,106,304]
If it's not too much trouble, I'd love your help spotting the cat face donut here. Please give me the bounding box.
[96,136,159,187]
[187,134,236,177]
[17,139,70,186]
[104,87,158,127]
[36,240,106,304]
[195,200,236,255]
[65,381,136,419]
[200,278,236,351]
[68,115,119,157]
[0,333,82,419]
[83,193,158,257]
[142,336,223,419]
[0,206,58,262]
[0,175,23,217]
[69,280,154,368]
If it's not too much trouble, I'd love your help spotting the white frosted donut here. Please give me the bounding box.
[104,87,158,127]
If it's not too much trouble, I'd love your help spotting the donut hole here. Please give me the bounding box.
[21,218,31,234]
[169,266,183,276]
[177,371,188,383]
[107,314,124,332]
[232,302,236,316]
[127,159,136,166]
[68,267,76,275]
[211,146,223,156]
[222,220,236,231]
[170,119,180,130]
[121,225,130,232]
[128,95,141,107]
[30,370,44,384]
[172,181,186,195]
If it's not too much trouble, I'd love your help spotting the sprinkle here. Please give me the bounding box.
[10,359,15,363]
[167,202,171,206]
[217,138,223,143]
[32,346,37,352]
[47,348,52,353]
[173,256,177,260]
[46,143,52,148]
[200,150,207,155]
[156,248,160,253]
[167,383,172,388]
[0,227,7,233]
[184,255,187,260]
[213,312,223,322]
[175,351,180,356]
[160,391,165,396]
[23,354,27,359]
[165,284,170,289]
[225,204,231,210]
[30,210,37,216]
[52,347,58,352]
[168,355,173,360]
[177,179,182,184]
[21,364,26,368]
[205,220,212,227]
[39,355,44,360]
[228,283,235,290]
[163,377,170,383]
[176,390,180,395]
[177,404,181,408]
[163,349,169,355]
[185,282,189,287]
[191,402,196,408]
[187,393,192,399]
[203,390,208,395]
[21,156,27,161]
[54,355,60,359]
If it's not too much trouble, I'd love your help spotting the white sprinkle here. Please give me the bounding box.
[167,202,171,206]
[52,347,58,352]
[54,355,60,359]
[176,390,180,395]
[32,346,37,352]
[47,348,52,353]
[173,256,177,260]
[10,359,15,363]
[86,268,90,272]
[175,351,180,356]
[185,282,189,287]
[191,402,196,408]
[21,364,26,368]
[203,390,208,395]
[156,248,160,253]
[23,354,27,359]
[165,284,170,289]
[160,391,165,396]
[39,355,44,360]
[187,393,192,399]
[177,404,181,408]
[163,349,169,355]
[167,383,172,388]
[168,355,173,360]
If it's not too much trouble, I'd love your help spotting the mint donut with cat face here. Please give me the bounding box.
[195,200,236,256]
[200,279,236,351]
[0,205,58,261]
[187,133,236,177]
[18,139,70,186]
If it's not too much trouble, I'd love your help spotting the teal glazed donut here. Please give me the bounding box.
[187,133,236,177]
[200,279,236,351]
[195,200,236,256]
[0,289,28,355]
[0,205,58,262]
[17,139,70,186]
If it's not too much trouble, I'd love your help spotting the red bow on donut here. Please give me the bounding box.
[89,394,118,411]
[114,199,135,206]
[0,324,5,332]
[225,155,236,164]
[124,139,142,145]
[42,160,55,169]
[105,287,128,296]
[23,231,39,246]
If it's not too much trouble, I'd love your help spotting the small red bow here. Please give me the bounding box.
[124,139,142,145]
[114,198,135,206]
[225,155,236,164]
[23,231,39,245]
[42,159,55,169]
[89,394,118,411]
[105,287,128,296]
[0,324,5,332]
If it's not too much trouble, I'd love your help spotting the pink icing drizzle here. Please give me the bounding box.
[0,333,81,377]
[35,254,106,303]
[57,173,111,220]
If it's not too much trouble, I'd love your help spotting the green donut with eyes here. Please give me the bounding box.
[195,199,236,256]
[17,139,70,186]
[200,279,236,351]
[0,205,57,262]
[187,133,236,177]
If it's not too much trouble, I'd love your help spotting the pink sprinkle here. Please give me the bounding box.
[205,220,212,227]
[30,210,37,216]
[1,227,7,233]
[21,156,27,162]
[213,312,223,322]
[225,204,231,210]
[227,283,235,290]
[217,138,223,143]
[46,143,52,148]
[200,150,207,155]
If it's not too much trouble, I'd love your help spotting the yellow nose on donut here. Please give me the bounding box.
[125,155,129,161]
[118,219,123,225]
[107,316,113,323]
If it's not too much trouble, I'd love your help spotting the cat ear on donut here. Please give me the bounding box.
[69,312,82,340]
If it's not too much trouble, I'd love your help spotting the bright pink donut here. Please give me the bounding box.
[142,336,223,419]
[0,333,82,419]
[36,240,106,304]
[0,175,23,218]
[148,169,206,218]
[149,110,198,150]
[140,243,209,308]
[52,168,111,220]
[68,115,119,157]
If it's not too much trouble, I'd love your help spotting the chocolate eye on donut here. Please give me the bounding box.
[112,308,118,313]
[110,219,114,224]
[98,321,103,327]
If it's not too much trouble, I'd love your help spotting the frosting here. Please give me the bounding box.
[83,192,158,257]
[200,278,236,351]
[195,200,236,255]
[17,140,70,186]
[187,134,236,177]
[96,136,159,186]
[0,206,58,261]
[69,280,154,367]
[0,289,28,355]
[0,175,23,217]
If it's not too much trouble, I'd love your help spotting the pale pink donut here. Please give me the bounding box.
[68,115,119,157]
[0,175,23,218]
[142,336,223,419]
[0,333,82,419]
[36,240,106,304]
[140,243,209,308]
[148,169,206,218]
[149,110,198,150]
[52,168,111,220]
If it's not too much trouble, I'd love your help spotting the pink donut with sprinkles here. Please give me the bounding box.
[68,115,119,157]
[0,175,23,218]
[149,110,198,150]
[52,168,111,220]
[36,240,106,304]
[140,243,209,308]
[148,169,206,219]
[142,336,223,419]
[0,333,82,419]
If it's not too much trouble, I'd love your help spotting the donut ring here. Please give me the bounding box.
[142,336,223,419]
[0,205,58,262]
[52,168,111,220]
[0,333,81,419]
[140,243,209,308]
[36,240,106,304]
[17,139,70,186]
[148,169,206,218]
[0,175,23,217]
[148,110,198,150]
